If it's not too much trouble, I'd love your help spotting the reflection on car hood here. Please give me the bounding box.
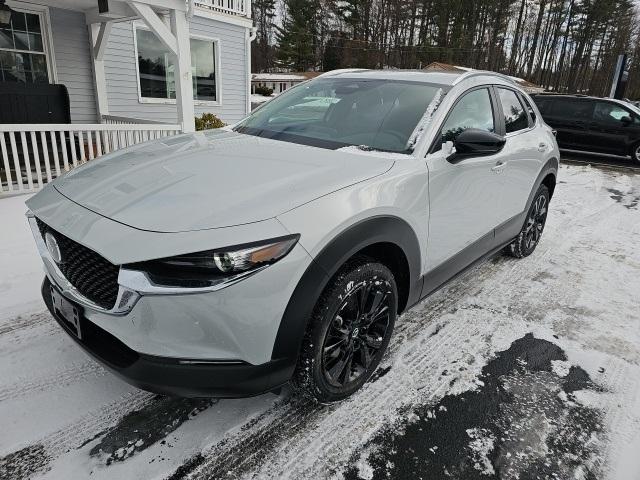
[51,130,395,232]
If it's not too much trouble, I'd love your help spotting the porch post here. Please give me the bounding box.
[88,21,113,120]
[170,9,195,133]
[127,0,194,133]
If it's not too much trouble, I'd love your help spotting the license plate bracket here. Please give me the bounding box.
[50,286,83,339]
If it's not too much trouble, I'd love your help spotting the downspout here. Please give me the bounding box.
[186,0,194,20]
[246,26,257,114]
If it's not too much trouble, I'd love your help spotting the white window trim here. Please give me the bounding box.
[132,22,222,107]
[4,1,57,84]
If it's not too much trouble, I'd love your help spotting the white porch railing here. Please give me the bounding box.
[0,123,181,195]
[195,0,251,17]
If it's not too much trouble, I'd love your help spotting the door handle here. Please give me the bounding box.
[491,160,507,173]
[538,142,547,152]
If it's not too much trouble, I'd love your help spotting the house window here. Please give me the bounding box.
[0,10,49,83]
[135,28,219,103]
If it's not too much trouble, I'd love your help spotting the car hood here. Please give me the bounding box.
[51,130,395,232]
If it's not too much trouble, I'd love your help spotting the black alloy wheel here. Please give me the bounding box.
[506,184,550,258]
[293,257,397,403]
[524,193,548,250]
[321,277,392,388]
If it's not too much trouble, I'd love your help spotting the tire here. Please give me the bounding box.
[632,142,640,165]
[506,184,550,259]
[292,257,398,403]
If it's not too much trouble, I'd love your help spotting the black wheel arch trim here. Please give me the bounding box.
[271,215,423,363]
[495,157,558,245]
[529,156,558,202]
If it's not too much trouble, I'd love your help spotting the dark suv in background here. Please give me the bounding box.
[532,94,640,164]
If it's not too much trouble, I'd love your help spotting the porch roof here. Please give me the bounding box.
[7,0,251,21]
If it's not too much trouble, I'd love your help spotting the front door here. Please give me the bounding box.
[588,101,638,156]
[426,87,504,270]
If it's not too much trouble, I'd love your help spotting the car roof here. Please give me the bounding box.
[533,93,613,102]
[320,69,518,88]
[532,93,638,109]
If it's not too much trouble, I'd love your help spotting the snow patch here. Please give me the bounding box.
[466,428,496,476]
[406,88,444,150]
[335,145,410,159]
[355,456,374,480]
[551,359,572,377]
[250,94,272,104]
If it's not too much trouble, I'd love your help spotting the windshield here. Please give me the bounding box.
[235,78,447,153]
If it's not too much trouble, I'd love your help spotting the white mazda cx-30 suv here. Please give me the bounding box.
[27,70,559,402]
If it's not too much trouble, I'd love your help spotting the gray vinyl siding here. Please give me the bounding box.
[103,15,249,125]
[49,8,98,123]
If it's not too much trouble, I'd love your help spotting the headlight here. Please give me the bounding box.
[127,235,299,289]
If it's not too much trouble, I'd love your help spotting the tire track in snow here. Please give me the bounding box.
[0,361,108,402]
[0,391,154,479]
[0,311,53,337]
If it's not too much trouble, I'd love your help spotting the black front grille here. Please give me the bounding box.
[36,218,120,310]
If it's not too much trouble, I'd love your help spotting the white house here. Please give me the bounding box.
[0,0,255,195]
[251,72,320,94]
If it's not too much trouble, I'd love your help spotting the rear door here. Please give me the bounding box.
[546,98,594,150]
[493,87,544,223]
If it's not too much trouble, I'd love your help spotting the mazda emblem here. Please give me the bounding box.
[45,232,62,264]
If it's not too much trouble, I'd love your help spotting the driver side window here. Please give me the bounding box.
[593,102,630,123]
[441,88,495,143]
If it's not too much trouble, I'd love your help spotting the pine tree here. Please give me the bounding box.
[276,0,322,71]
[251,0,277,72]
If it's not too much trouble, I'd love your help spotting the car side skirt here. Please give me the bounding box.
[416,222,520,307]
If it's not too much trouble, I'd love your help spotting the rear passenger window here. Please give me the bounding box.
[551,99,594,120]
[497,88,528,133]
[441,88,495,143]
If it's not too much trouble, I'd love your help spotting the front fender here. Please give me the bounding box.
[271,215,422,362]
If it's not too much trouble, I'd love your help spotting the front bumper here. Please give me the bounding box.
[42,277,294,397]
[26,190,314,364]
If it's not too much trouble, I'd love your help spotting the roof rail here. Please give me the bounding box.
[452,70,518,86]
[317,69,369,78]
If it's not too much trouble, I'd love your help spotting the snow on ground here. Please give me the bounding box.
[250,94,272,105]
[0,193,41,321]
[1,162,639,480]
[252,73,307,81]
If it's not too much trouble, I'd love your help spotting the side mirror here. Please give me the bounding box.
[447,129,506,163]
[620,116,632,125]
